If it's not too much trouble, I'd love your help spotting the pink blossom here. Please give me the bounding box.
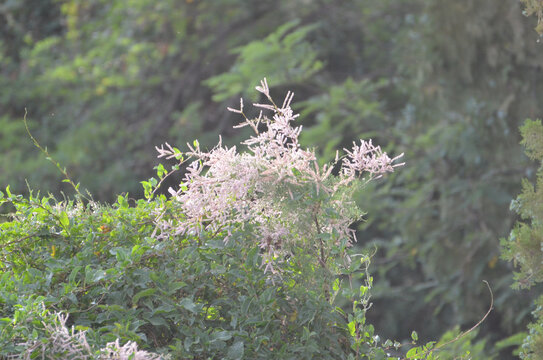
[154,79,403,272]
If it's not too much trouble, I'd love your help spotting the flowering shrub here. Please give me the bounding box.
[155,78,403,274]
[0,189,387,359]
[15,307,165,360]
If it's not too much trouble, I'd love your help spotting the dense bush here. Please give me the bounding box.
[0,83,409,359]
[0,192,373,359]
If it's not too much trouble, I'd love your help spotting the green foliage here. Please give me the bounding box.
[299,78,389,165]
[406,326,491,360]
[502,120,543,289]
[0,191,368,358]
[205,20,323,102]
[521,119,543,162]
[520,0,543,34]
[521,296,543,359]
[502,119,543,359]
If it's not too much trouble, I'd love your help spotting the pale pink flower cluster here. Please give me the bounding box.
[342,139,405,180]
[156,79,403,272]
[17,311,168,360]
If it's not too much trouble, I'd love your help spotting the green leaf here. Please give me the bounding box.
[117,195,129,208]
[333,278,340,293]
[148,316,168,327]
[411,330,418,342]
[156,163,167,178]
[179,297,199,314]
[169,281,187,292]
[132,288,156,305]
[227,341,244,360]
[59,210,69,229]
[212,331,232,342]
[406,347,421,358]
[131,244,143,257]
[348,320,356,337]
[68,265,82,284]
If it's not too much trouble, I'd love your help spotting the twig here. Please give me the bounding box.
[23,109,91,202]
[401,280,494,360]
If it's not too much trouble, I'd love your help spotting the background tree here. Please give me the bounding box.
[502,119,543,359]
[351,0,543,346]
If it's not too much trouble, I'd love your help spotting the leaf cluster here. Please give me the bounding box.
[0,191,370,358]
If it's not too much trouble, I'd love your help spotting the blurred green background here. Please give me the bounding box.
[1,0,542,356]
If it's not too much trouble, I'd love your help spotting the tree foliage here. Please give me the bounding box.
[502,119,543,359]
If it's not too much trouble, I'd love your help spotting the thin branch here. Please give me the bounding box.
[401,280,494,360]
[23,109,91,203]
